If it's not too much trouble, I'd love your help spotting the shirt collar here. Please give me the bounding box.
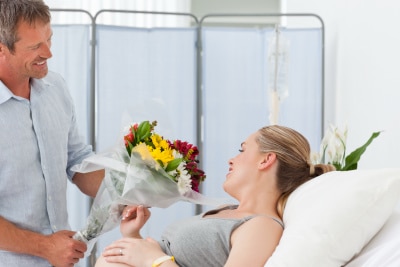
[0,77,50,105]
[31,76,49,92]
[0,80,14,105]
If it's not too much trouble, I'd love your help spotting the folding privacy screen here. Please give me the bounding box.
[49,9,324,265]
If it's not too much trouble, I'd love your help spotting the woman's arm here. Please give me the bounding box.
[95,206,163,267]
[97,238,177,267]
[95,255,130,267]
[120,205,151,238]
[225,216,283,267]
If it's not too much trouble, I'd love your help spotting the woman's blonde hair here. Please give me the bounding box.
[256,125,335,218]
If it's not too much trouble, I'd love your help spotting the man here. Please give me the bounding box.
[0,0,104,266]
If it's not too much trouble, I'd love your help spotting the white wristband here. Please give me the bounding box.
[151,255,175,267]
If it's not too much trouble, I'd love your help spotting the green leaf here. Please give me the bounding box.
[165,158,183,172]
[332,162,343,171]
[342,131,381,171]
[136,121,151,142]
[156,159,165,168]
[142,131,152,140]
[126,141,133,156]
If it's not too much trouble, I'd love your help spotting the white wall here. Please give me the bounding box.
[284,0,400,169]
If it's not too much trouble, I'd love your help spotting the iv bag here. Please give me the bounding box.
[268,26,290,125]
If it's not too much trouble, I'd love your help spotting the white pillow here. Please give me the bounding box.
[344,201,400,267]
[265,169,400,267]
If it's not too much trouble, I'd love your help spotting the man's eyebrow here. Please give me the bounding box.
[27,33,53,49]
[27,42,41,49]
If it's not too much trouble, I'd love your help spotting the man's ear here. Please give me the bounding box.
[0,43,7,55]
[0,43,10,60]
[259,153,277,170]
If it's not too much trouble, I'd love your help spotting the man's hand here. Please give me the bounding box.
[43,230,87,267]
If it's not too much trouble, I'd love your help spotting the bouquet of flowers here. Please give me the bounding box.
[71,120,224,250]
[311,124,381,171]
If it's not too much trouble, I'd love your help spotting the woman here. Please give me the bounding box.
[96,125,335,267]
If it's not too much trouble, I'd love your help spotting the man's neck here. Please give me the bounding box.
[0,72,31,99]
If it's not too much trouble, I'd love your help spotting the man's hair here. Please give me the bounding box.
[0,0,50,52]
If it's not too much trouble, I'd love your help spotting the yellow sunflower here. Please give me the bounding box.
[148,134,174,166]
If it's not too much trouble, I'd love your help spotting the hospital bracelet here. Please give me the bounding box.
[151,255,175,267]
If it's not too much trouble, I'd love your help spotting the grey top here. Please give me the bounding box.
[0,71,93,266]
[159,205,284,267]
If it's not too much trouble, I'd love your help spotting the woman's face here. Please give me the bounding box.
[223,131,265,196]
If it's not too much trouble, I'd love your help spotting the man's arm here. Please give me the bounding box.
[72,169,104,198]
[0,216,87,266]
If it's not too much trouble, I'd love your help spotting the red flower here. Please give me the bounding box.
[123,124,139,147]
[167,139,206,192]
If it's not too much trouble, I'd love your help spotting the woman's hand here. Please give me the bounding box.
[102,237,168,267]
[120,205,151,238]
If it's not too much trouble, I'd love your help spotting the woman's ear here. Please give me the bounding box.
[259,153,277,170]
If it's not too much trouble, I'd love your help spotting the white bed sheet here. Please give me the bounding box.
[345,203,400,267]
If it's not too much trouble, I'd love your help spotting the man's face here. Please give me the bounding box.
[6,19,53,80]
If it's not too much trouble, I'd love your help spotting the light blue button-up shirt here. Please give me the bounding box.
[0,71,93,266]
